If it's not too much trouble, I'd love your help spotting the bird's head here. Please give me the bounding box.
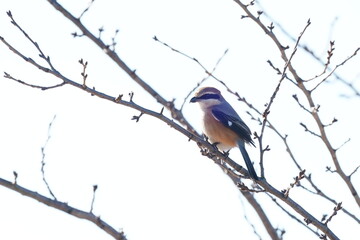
[190,87,223,110]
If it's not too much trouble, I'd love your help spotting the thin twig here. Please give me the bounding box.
[41,115,57,200]
[90,185,98,213]
[282,170,306,198]
[154,36,209,73]
[79,58,88,88]
[4,72,65,90]
[78,0,95,19]
[258,19,312,177]
[13,171,18,184]
[154,36,231,91]
[299,122,322,138]
[349,165,360,179]
[180,49,229,111]
[266,193,320,237]
[292,94,311,114]
[324,203,343,225]
[6,11,57,72]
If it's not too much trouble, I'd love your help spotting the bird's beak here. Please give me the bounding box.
[190,97,198,103]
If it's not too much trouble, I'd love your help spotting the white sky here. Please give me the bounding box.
[0,0,359,240]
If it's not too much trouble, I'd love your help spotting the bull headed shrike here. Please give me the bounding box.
[190,87,259,180]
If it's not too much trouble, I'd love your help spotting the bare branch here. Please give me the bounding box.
[266,193,320,237]
[2,4,356,239]
[266,119,360,224]
[233,1,359,211]
[242,191,281,240]
[6,11,57,72]
[46,0,197,135]
[256,3,360,97]
[0,177,127,240]
[224,168,279,240]
[305,41,336,82]
[311,47,360,92]
[2,30,254,181]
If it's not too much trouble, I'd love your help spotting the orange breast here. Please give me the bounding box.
[203,113,238,148]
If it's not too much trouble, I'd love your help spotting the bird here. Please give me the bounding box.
[190,86,259,180]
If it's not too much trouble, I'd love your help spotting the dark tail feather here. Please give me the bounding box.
[238,143,259,180]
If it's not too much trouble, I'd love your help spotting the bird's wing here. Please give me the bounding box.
[212,108,255,146]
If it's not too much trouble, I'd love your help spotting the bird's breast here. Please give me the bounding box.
[203,113,238,150]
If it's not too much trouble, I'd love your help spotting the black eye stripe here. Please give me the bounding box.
[198,93,220,100]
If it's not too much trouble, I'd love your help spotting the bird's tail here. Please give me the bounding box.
[238,142,259,180]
